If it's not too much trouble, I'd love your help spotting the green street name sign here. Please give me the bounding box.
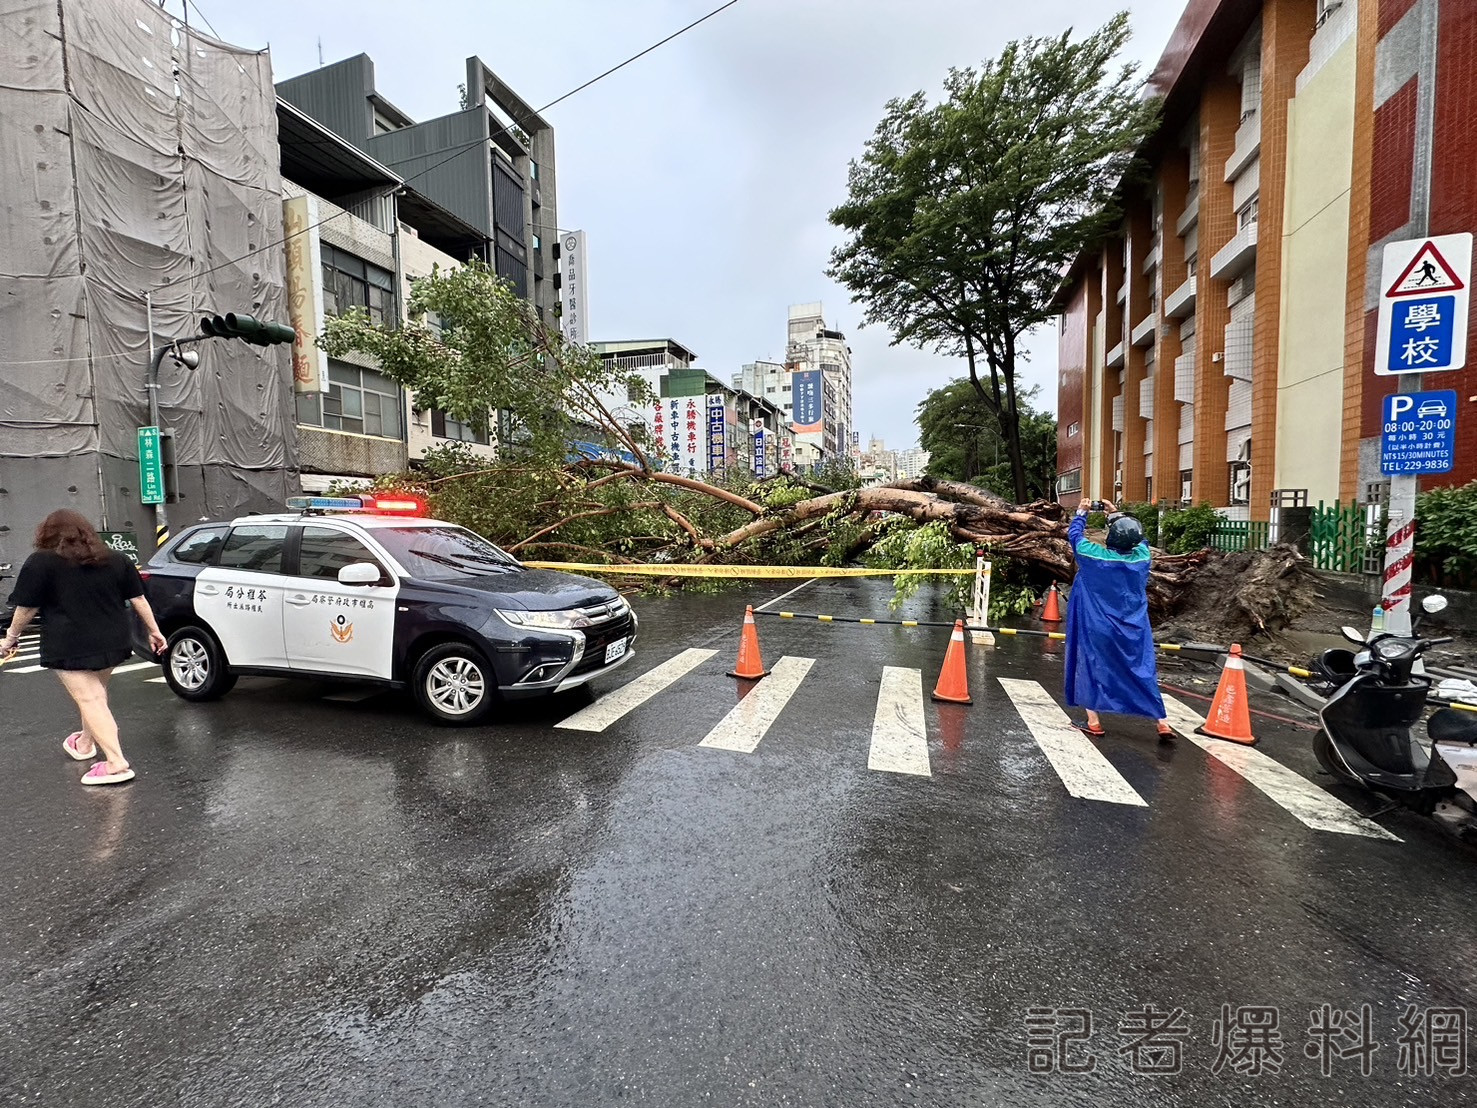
[138,426,164,505]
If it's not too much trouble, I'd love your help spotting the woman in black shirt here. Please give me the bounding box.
[1,510,167,785]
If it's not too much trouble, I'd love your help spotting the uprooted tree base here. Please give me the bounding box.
[383,456,1312,632]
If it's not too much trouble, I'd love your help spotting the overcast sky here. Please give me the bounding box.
[194,0,1187,450]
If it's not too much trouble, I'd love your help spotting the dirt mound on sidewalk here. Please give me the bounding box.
[1164,544,1322,642]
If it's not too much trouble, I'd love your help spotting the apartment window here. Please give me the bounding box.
[1186,255,1198,277]
[1144,477,1153,503]
[1179,469,1193,502]
[1057,469,1082,495]
[1238,198,1260,229]
[532,234,541,252]
[321,245,395,326]
[431,409,490,445]
[1067,421,1080,438]
[529,160,539,181]
[296,361,403,439]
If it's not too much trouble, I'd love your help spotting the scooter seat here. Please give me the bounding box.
[1429,708,1477,744]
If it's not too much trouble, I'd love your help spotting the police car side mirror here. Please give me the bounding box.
[338,562,382,586]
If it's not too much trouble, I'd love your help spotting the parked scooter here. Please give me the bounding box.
[1314,595,1477,837]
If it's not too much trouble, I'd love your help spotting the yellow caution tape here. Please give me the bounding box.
[518,562,978,579]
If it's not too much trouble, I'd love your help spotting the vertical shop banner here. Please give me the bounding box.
[780,434,794,473]
[560,231,589,345]
[283,194,328,393]
[791,369,823,432]
[707,393,726,474]
[753,428,767,478]
[652,399,667,466]
[683,396,701,475]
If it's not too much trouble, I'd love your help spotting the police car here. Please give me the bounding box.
[139,495,636,724]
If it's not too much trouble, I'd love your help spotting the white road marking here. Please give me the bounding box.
[145,676,166,684]
[6,664,44,674]
[1162,696,1400,841]
[754,578,819,612]
[556,647,718,732]
[698,656,815,754]
[111,662,160,676]
[8,653,39,664]
[868,666,931,776]
[999,678,1147,807]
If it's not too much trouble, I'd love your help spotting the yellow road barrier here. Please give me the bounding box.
[518,562,977,579]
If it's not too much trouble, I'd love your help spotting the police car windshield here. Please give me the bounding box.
[375,526,522,580]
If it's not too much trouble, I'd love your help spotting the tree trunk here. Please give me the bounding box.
[1001,331,1029,503]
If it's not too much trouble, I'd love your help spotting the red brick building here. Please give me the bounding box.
[1055,0,1476,517]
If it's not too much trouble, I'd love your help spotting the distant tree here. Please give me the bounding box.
[828,13,1159,501]
[916,378,1000,481]
[916,380,1056,499]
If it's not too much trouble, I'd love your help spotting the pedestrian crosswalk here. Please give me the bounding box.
[551,647,1402,843]
[867,667,930,777]
[2,631,161,677]
[998,678,1147,807]
[1,630,1404,844]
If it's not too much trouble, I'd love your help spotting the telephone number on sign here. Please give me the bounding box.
[1387,459,1453,472]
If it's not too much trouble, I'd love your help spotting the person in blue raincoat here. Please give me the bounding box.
[1063,499,1175,740]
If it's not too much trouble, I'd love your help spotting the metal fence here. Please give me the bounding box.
[1208,520,1271,553]
[1206,501,1377,573]
[1310,500,1375,574]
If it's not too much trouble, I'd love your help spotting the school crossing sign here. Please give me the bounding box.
[1375,233,1471,375]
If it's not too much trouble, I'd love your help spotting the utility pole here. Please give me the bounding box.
[1381,0,1441,637]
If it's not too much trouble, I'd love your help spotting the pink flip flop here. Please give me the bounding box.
[62,732,96,761]
[80,762,134,786]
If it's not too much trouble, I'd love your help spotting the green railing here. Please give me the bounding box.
[1209,520,1271,553]
[1203,502,1377,572]
[1310,500,1373,573]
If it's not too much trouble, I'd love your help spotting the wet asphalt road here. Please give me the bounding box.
[2,578,1476,1107]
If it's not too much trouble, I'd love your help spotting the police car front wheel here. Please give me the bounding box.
[413,643,495,725]
[164,627,237,702]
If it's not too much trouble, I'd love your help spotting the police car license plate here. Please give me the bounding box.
[604,638,627,664]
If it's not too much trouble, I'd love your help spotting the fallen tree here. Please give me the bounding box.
[315,261,1300,631]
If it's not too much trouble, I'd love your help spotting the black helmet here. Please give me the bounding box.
[1106,513,1145,553]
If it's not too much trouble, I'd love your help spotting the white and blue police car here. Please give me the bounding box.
[139,495,636,724]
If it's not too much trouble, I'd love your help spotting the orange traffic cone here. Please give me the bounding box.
[728,605,770,680]
[931,619,972,704]
[1040,582,1064,623]
[1196,643,1256,745]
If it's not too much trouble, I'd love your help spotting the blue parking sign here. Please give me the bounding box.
[1380,389,1457,475]
[1387,296,1456,372]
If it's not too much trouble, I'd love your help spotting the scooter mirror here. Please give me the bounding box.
[1341,626,1367,645]
[1422,594,1449,615]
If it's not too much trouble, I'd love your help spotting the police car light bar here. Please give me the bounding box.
[285,494,426,515]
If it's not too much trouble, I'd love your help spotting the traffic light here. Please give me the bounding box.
[200,312,295,346]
